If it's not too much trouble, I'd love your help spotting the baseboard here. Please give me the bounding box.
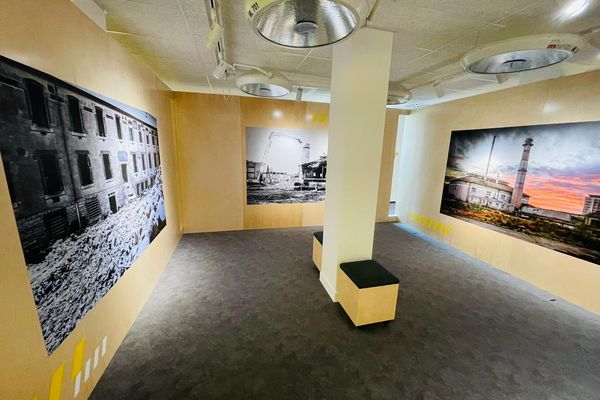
[319,273,338,303]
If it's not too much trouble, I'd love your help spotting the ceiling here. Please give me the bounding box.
[89,0,600,108]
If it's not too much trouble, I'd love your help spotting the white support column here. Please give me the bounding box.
[320,28,393,301]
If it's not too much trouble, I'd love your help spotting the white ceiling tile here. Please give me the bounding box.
[97,0,190,39]
[179,0,205,15]
[111,33,201,60]
[268,52,306,73]
[298,57,332,77]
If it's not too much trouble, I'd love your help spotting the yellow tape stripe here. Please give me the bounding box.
[48,364,64,400]
[72,338,86,379]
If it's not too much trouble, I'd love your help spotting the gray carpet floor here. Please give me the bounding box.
[91,223,600,400]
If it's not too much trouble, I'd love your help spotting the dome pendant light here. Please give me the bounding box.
[236,69,292,98]
[461,33,584,74]
[245,0,370,48]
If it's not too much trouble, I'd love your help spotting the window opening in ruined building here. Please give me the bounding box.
[121,163,129,183]
[85,196,101,223]
[133,153,138,173]
[95,106,106,137]
[148,153,152,169]
[108,193,118,214]
[141,153,146,171]
[43,208,69,241]
[24,79,50,128]
[102,153,113,180]
[67,95,84,133]
[115,115,123,140]
[77,152,94,186]
[3,160,17,203]
[37,152,64,196]
[129,123,134,141]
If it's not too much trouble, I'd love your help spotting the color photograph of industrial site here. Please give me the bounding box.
[440,121,600,265]
[246,127,328,205]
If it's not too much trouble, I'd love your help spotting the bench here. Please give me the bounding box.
[337,260,399,326]
[312,231,323,271]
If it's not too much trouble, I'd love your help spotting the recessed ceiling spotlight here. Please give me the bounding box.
[562,0,590,17]
[461,33,585,74]
[236,69,292,98]
[245,0,370,48]
[273,110,283,118]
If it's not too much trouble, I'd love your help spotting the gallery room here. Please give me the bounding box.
[1,0,600,399]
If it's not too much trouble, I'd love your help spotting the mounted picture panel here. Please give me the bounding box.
[246,127,328,205]
[440,121,600,265]
[0,56,167,354]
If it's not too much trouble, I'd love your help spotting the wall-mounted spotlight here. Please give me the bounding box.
[205,7,224,51]
[433,82,445,98]
[206,21,224,50]
[212,61,231,79]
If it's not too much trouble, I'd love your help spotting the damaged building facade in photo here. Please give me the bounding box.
[0,56,167,353]
[441,122,600,265]
[246,127,328,205]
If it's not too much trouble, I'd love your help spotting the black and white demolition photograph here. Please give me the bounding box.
[246,127,328,205]
[0,56,167,354]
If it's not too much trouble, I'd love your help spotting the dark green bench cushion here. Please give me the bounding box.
[313,231,324,244]
[340,260,399,289]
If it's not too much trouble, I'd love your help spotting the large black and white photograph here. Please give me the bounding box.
[441,121,600,265]
[246,127,328,205]
[0,56,167,353]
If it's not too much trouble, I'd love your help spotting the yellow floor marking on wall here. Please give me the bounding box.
[320,114,328,123]
[71,338,86,379]
[48,364,64,400]
[444,226,452,235]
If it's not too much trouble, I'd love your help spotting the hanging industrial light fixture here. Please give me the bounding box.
[245,0,370,48]
[236,69,292,98]
[461,33,585,74]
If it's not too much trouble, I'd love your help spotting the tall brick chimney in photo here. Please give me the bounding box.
[511,137,534,209]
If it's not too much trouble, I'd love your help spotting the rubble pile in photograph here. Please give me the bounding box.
[30,173,166,352]
[245,128,328,205]
[0,55,167,353]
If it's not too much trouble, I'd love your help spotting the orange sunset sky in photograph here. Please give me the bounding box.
[447,121,600,215]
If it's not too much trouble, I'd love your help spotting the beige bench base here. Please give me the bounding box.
[312,237,322,271]
[337,268,399,326]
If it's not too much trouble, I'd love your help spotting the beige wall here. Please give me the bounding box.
[396,70,600,315]
[174,93,402,233]
[0,1,182,399]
